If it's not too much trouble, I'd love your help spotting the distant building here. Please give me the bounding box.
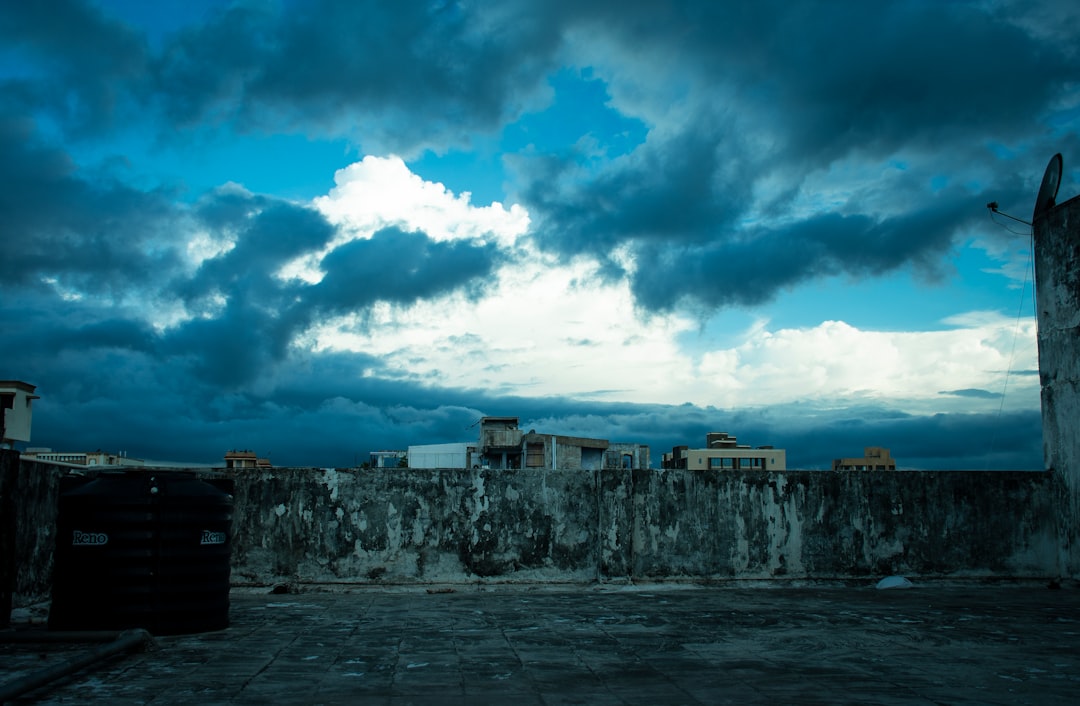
[1,380,38,447]
[832,447,896,471]
[23,448,216,469]
[662,432,786,471]
[369,450,407,468]
[605,442,651,471]
[22,448,146,467]
[408,416,650,470]
[224,450,272,469]
[407,442,477,469]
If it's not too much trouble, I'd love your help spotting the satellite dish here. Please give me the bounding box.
[1033,153,1063,223]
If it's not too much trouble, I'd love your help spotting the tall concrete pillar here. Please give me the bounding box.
[1034,192,1080,579]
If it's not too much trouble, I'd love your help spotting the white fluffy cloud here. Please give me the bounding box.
[696,313,1038,412]
[278,156,531,283]
[303,159,1040,417]
[309,252,697,399]
[315,155,529,246]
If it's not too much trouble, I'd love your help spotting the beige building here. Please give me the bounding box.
[224,450,272,469]
[832,447,897,471]
[662,432,786,471]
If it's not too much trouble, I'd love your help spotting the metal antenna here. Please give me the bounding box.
[986,202,1032,227]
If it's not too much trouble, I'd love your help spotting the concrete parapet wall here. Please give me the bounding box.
[1035,193,1080,578]
[10,462,1061,607]
[229,467,602,586]
[228,467,1058,586]
[629,469,1058,580]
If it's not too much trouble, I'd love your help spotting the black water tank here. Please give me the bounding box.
[49,470,233,635]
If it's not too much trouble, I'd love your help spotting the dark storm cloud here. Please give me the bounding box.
[147,0,561,152]
[0,0,147,134]
[314,228,503,313]
[2,0,561,151]
[511,0,1079,312]
[41,318,159,356]
[731,2,1063,161]
[2,159,504,400]
[0,0,1062,470]
[513,124,752,260]
[162,221,502,387]
[6,1,1074,164]
[196,192,338,268]
[15,324,1043,468]
[628,191,978,311]
[452,400,1043,471]
[3,212,509,460]
[776,407,1044,470]
[178,191,336,320]
[562,0,1072,160]
[0,119,182,291]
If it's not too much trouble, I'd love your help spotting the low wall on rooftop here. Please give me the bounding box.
[6,458,1063,609]
[227,467,1060,587]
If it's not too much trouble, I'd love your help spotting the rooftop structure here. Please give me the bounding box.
[21,448,145,468]
[0,380,38,448]
[1035,184,1080,576]
[224,450,272,469]
[662,432,786,470]
[369,450,407,468]
[833,446,897,471]
[408,416,649,470]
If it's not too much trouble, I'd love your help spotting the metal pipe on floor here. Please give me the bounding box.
[0,628,155,703]
[0,630,139,644]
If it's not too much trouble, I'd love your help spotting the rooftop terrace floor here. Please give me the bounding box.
[3,583,1080,704]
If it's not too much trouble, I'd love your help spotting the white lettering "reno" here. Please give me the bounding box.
[200,530,227,545]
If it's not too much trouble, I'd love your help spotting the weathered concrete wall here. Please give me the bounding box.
[229,467,602,586]
[630,470,1058,580]
[4,457,65,608]
[12,462,1060,607]
[1035,193,1080,578]
[229,467,1058,586]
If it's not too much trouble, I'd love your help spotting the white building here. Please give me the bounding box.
[406,442,477,469]
[22,448,145,467]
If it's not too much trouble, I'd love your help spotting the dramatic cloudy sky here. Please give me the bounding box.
[3,0,1078,468]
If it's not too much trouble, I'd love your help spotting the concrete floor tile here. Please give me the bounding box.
[5,585,1080,705]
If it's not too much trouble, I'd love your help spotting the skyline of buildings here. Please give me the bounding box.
[10,378,903,471]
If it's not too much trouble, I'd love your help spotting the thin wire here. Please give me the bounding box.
[988,209,1034,237]
[991,232,1035,445]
